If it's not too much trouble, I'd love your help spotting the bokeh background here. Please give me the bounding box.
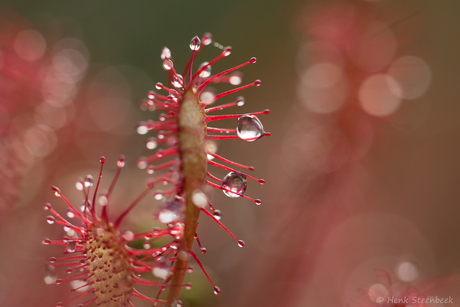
[1,0,460,306]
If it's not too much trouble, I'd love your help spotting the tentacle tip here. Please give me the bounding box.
[254,79,261,86]
[250,57,257,63]
[100,156,105,164]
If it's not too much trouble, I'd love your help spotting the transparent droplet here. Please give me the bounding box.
[189,36,201,51]
[84,175,93,187]
[202,33,212,46]
[191,189,207,208]
[122,230,134,241]
[172,74,183,89]
[187,266,194,273]
[117,156,125,168]
[137,123,148,135]
[75,181,84,191]
[157,197,184,223]
[161,47,171,60]
[222,172,247,198]
[237,115,264,142]
[44,203,51,210]
[147,166,155,174]
[67,209,75,218]
[238,240,245,247]
[229,74,242,85]
[98,195,108,206]
[46,216,55,224]
[198,62,211,78]
[44,264,57,285]
[185,282,192,290]
[214,286,221,295]
[152,262,171,279]
[213,209,222,220]
[66,241,76,253]
[117,275,133,292]
[143,242,151,249]
[52,186,61,197]
[137,157,148,169]
[163,59,174,71]
[236,96,245,106]
[223,47,232,57]
[206,140,217,160]
[42,238,51,245]
[200,247,207,254]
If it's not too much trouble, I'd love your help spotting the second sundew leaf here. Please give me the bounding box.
[137,33,270,306]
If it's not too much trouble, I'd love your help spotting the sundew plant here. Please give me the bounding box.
[44,33,269,307]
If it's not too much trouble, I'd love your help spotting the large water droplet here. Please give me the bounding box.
[157,197,184,223]
[222,172,247,198]
[161,47,171,60]
[199,62,211,78]
[189,36,201,51]
[237,115,264,142]
[44,264,57,285]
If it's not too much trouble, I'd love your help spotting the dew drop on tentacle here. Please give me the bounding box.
[199,62,211,78]
[213,286,221,295]
[163,59,174,71]
[222,172,247,198]
[137,156,148,169]
[161,47,171,60]
[213,209,222,221]
[44,264,57,285]
[189,36,201,51]
[202,32,212,45]
[192,189,208,208]
[157,196,184,223]
[66,241,76,253]
[172,74,184,89]
[137,122,148,135]
[75,180,84,191]
[238,240,245,248]
[46,216,55,224]
[52,186,61,197]
[67,209,75,218]
[84,175,93,187]
[237,115,265,142]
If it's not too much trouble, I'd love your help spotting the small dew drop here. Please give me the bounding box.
[46,216,55,224]
[229,75,242,85]
[163,59,174,71]
[49,257,56,263]
[202,32,212,45]
[56,302,63,307]
[199,62,211,78]
[255,199,262,205]
[137,123,148,135]
[42,238,51,245]
[52,186,61,197]
[238,240,245,248]
[100,156,105,164]
[237,115,264,142]
[117,156,125,168]
[172,74,184,89]
[213,209,222,221]
[222,172,247,198]
[157,197,184,223]
[187,266,194,273]
[137,157,148,169]
[66,241,76,253]
[122,230,134,241]
[236,96,245,106]
[192,189,208,208]
[155,82,163,90]
[67,209,75,218]
[98,195,108,206]
[223,47,232,57]
[44,264,57,285]
[254,79,261,86]
[200,247,207,254]
[44,203,51,210]
[189,36,201,51]
[161,47,171,60]
[55,279,62,285]
[84,175,93,187]
[66,269,73,274]
[147,166,155,174]
[75,181,84,191]
[214,286,221,295]
[185,283,192,290]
